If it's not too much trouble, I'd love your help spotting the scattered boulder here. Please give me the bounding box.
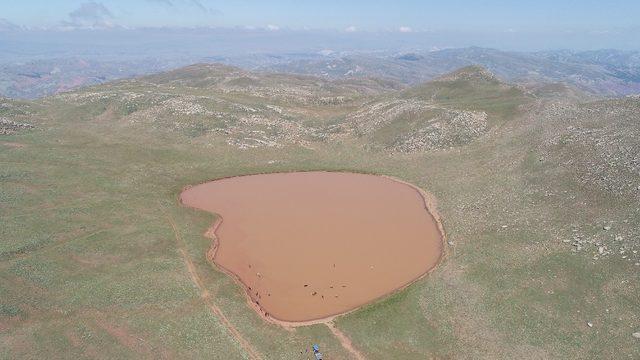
[0,118,34,135]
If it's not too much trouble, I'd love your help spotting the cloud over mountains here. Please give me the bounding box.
[0,18,21,31]
[62,1,115,29]
[145,0,221,14]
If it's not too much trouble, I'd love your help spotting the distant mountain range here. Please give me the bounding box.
[1,47,639,99]
[0,58,192,99]
[260,47,640,97]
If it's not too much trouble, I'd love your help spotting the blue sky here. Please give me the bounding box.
[2,0,639,31]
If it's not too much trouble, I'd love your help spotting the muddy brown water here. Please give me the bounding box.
[180,172,443,323]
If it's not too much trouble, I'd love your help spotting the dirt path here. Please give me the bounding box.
[93,313,156,357]
[326,322,367,360]
[162,207,262,360]
[0,141,26,148]
[165,204,365,360]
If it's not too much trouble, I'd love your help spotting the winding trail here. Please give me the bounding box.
[326,322,367,360]
[165,204,367,359]
[162,206,262,360]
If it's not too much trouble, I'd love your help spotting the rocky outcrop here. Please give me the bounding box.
[0,118,33,135]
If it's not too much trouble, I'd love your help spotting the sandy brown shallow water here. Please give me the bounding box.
[180,172,443,324]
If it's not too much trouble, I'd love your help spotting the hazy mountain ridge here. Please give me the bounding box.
[0,58,190,99]
[2,48,640,99]
[261,48,640,97]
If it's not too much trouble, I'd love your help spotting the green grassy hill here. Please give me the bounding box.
[1,65,638,359]
[346,66,532,152]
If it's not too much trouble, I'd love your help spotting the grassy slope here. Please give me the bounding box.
[400,66,529,125]
[355,66,532,152]
[1,67,638,359]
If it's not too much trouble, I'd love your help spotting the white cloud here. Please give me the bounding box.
[62,2,116,29]
[398,26,412,33]
[345,25,357,33]
[70,2,113,22]
[145,0,221,15]
[266,24,280,31]
[0,18,21,31]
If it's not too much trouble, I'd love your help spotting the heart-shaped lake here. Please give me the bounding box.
[180,171,443,324]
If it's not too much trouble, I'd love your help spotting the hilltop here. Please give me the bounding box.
[344,66,531,152]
